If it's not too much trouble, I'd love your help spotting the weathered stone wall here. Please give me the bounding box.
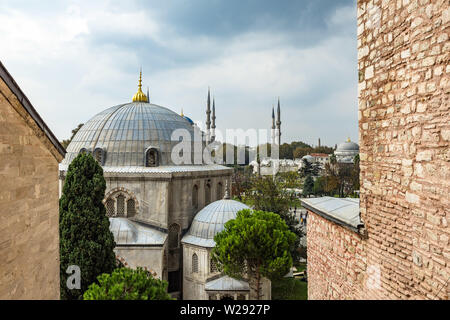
[114,246,164,280]
[308,0,449,300]
[307,213,371,299]
[0,78,63,299]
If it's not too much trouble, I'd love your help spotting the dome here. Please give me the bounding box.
[302,155,314,162]
[63,102,200,167]
[336,140,359,152]
[181,199,250,247]
[182,115,194,125]
[109,217,167,245]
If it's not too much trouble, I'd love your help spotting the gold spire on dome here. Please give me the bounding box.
[347,137,351,142]
[132,69,149,102]
[180,108,184,117]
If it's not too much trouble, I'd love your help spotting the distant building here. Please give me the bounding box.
[334,138,359,163]
[250,158,302,175]
[0,61,65,299]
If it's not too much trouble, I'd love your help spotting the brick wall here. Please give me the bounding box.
[307,0,449,300]
[0,77,63,299]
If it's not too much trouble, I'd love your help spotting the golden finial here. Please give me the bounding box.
[180,108,184,117]
[132,68,148,102]
[347,137,351,142]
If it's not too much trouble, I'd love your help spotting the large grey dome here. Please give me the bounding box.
[63,102,200,167]
[181,199,250,247]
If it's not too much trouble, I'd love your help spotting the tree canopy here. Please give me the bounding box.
[59,152,117,299]
[245,175,303,263]
[212,209,296,299]
[83,267,173,300]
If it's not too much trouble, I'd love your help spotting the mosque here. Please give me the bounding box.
[59,72,270,300]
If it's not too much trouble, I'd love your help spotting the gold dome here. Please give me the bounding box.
[132,70,148,102]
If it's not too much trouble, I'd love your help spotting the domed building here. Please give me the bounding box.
[334,138,359,163]
[181,188,271,300]
[59,72,231,298]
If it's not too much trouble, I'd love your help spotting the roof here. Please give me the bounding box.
[310,153,330,157]
[0,61,65,158]
[336,141,359,152]
[59,163,232,174]
[109,217,167,246]
[181,199,250,248]
[205,276,250,292]
[300,197,362,232]
[62,102,202,167]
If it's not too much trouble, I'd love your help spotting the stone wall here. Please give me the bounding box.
[0,77,63,299]
[307,0,449,300]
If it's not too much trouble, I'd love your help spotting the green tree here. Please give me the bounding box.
[60,153,117,300]
[83,267,173,300]
[293,147,312,159]
[302,175,314,197]
[313,176,326,196]
[299,158,313,178]
[246,176,303,263]
[352,154,360,193]
[212,209,296,300]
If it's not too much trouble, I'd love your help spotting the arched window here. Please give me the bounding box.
[104,189,138,218]
[168,224,180,249]
[106,198,115,217]
[216,182,223,200]
[127,199,136,217]
[145,147,159,167]
[116,195,125,216]
[93,148,105,165]
[192,185,199,209]
[210,258,218,273]
[192,253,199,273]
[79,148,88,154]
[205,183,211,205]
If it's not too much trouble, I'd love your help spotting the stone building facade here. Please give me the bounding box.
[59,76,233,298]
[304,0,449,300]
[0,61,65,299]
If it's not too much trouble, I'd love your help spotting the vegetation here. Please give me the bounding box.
[61,123,83,149]
[320,154,360,197]
[271,277,307,300]
[83,267,173,300]
[302,175,314,197]
[59,153,117,299]
[244,175,303,262]
[231,166,253,200]
[212,209,296,300]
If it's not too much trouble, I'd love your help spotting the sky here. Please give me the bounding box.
[0,0,358,147]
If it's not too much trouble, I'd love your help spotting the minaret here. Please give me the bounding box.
[271,106,275,146]
[211,97,216,143]
[276,97,281,146]
[318,138,321,148]
[206,88,211,143]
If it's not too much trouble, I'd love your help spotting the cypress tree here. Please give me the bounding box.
[59,153,116,299]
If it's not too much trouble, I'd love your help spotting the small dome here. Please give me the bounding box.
[109,218,167,245]
[336,140,359,152]
[302,155,314,162]
[181,199,250,247]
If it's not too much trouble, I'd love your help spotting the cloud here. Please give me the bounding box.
[0,0,358,148]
